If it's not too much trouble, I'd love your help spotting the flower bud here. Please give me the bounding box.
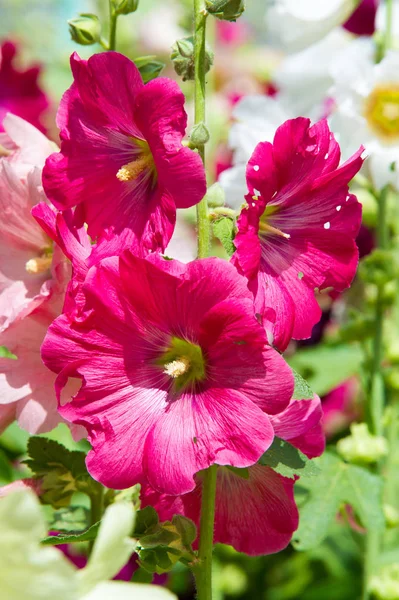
[337,423,388,465]
[171,36,214,82]
[384,504,399,529]
[206,0,245,22]
[370,564,399,600]
[205,182,226,208]
[68,13,101,46]
[190,122,210,147]
[111,0,139,16]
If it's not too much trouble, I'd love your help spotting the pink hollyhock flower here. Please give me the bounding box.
[0,117,59,332]
[0,41,49,132]
[343,0,378,36]
[322,378,360,437]
[42,52,207,255]
[0,247,76,434]
[141,395,324,556]
[233,118,363,350]
[42,253,294,495]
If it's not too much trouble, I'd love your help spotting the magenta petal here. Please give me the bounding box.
[144,388,275,495]
[270,396,325,459]
[134,78,206,209]
[343,0,378,36]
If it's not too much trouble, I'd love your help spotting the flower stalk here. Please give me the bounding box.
[194,465,218,600]
[194,0,211,259]
[108,0,118,51]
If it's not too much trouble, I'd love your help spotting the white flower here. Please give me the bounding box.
[264,0,358,52]
[0,490,176,600]
[329,38,399,190]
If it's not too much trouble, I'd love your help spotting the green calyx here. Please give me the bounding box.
[157,337,206,391]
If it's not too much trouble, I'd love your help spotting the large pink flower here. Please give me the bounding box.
[0,118,57,332]
[42,52,207,255]
[0,250,74,434]
[233,118,363,350]
[0,41,49,132]
[141,395,325,556]
[42,253,294,495]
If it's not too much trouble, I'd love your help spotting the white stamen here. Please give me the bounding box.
[324,222,331,229]
[164,357,190,378]
[336,205,341,211]
[253,165,260,172]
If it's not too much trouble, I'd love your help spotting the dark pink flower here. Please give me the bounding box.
[233,118,363,350]
[343,0,378,36]
[141,395,324,556]
[42,52,206,255]
[41,253,294,495]
[0,41,49,133]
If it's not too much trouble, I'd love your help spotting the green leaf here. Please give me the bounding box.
[293,451,385,550]
[292,369,314,400]
[212,216,236,257]
[259,437,320,479]
[0,447,13,484]
[134,55,165,83]
[0,345,16,358]
[131,567,154,583]
[288,344,363,396]
[42,521,100,546]
[172,515,197,548]
[25,437,100,508]
[134,506,159,536]
[49,506,90,532]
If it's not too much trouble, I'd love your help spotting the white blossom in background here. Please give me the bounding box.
[264,0,359,53]
[0,491,176,600]
[329,38,399,190]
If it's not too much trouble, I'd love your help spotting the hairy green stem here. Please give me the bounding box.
[194,465,218,600]
[194,0,210,259]
[363,186,390,596]
[108,0,118,51]
[88,488,104,554]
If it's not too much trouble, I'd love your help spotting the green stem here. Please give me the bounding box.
[363,186,390,596]
[194,465,218,600]
[108,0,118,51]
[88,488,104,554]
[194,0,210,259]
[382,0,394,59]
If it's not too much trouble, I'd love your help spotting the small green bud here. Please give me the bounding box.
[337,423,388,465]
[190,122,210,147]
[134,56,164,83]
[370,564,399,600]
[171,36,214,82]
[385,367,399,391]
[206,0,245,21]
[338,309,375,343]
[205,183,226,208]
[68,13,101,46]
[111,0,139,15]
[358,249,399,287]
[384,504,399,529]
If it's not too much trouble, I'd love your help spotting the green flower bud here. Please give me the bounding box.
[370,564,399,600]
[384,504,399,529]
[111,0,139,15]
[205,182,226,208]
[171,36,214,82]
[68,13,101,46]
[190,122,210,147]
[206,0,245,21]
[337,423,388,465]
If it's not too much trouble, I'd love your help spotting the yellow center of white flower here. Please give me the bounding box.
[163,357,191,378]
[116,139,156,183]
[364,85,399,141]
[25,255,52,275]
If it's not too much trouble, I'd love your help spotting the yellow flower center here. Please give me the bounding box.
[258,203,290,240]
[364,85,399,141]
[157,337,206,391]
[116,139,156,183]
[25,253,52,275]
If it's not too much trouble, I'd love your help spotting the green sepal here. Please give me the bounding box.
[259,437,320,479]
